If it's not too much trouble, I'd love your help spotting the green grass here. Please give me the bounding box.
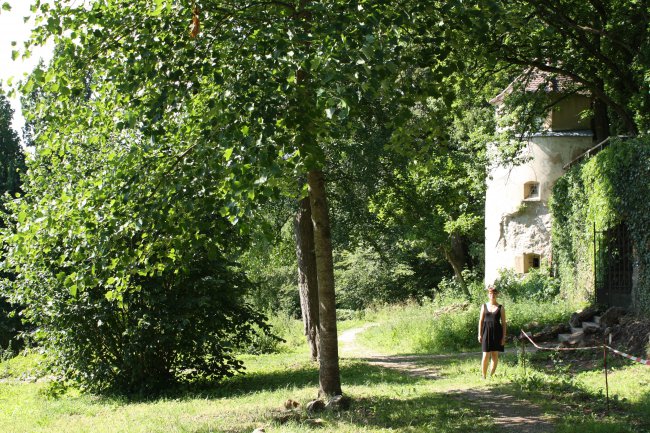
[510,350,650,433]
[357,298,577,355]
[0,353,499,433]
[1,302,648,433]
[3,346,648,433]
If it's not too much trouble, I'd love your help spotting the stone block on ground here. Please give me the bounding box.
[570,306,599,328]
[582,321,601,334]
[306,399,326,413]
[599,307,626,327]
[532,324,570,342]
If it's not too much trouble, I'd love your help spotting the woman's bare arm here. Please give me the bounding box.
[478,304,485,342]
[500,306,507,345]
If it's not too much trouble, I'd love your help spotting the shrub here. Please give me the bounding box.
[1,130,274,395]
[493,268,560,302]
[4,253,270,395]
[334,245,446,310]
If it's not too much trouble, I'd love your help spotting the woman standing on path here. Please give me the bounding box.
[478,286,507,379]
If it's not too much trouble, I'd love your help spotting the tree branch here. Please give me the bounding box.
[503,57,638,135]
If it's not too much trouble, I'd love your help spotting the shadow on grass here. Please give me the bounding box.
[331,392,498,432]
[495,372,650,433]
[176,358,423,400]
[188,391,498,433]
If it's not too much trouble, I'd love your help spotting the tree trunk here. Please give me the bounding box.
[592,78,611,144]
[592,97,610,144]
[307,169,342,397]
[444,233,471,299]
[294,194,320,361]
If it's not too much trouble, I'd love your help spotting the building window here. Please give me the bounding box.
[524,253,541,273]
[524,181,540,200]
[515,253,542,274]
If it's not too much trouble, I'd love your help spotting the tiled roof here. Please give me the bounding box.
[490,69,577,105]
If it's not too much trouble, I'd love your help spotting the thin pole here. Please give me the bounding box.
[521,332,526,377]
[603,338,610,414]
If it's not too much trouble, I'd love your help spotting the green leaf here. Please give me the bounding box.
[224,148,234,161]
[1,3,10,12]
[151,0,164,16]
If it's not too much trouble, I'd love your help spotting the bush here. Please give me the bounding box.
[245,311,304,354]
[437,268,486,303]
[493,268,560,302]
[334,245,445,310]
[1,129,274,395]
[5,253,270,395]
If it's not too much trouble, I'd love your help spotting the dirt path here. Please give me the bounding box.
[339,326,555,433]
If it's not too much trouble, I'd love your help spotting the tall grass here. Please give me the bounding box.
[358,297,577,355]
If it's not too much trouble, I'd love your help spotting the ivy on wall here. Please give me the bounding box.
[550,137,650,314]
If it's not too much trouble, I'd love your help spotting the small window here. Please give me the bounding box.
[524,182,540,200]
[524,253,541,273]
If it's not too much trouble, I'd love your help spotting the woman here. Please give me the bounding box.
[478,286,507,378]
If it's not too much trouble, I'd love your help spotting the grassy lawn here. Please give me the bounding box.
[1,304,648,433]
[0,351,498,433]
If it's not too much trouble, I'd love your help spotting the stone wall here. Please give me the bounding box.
[485,134,593,285]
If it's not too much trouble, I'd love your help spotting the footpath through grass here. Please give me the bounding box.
[1,301,649,433]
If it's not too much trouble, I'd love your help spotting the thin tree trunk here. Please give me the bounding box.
[294,194,320,361]
[592,97,610,143]
[307,169,342,397]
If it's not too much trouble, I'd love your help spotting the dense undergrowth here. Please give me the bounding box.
[357,297,575,355]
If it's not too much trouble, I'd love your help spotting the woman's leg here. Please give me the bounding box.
[490,351,499,375]
[481,352,490,378]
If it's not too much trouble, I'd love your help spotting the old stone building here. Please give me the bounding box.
[484,74,595,285]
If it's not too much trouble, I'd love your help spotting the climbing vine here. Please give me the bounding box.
[550,137,650,314]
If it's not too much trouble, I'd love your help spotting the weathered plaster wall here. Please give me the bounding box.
[485,134,593,285]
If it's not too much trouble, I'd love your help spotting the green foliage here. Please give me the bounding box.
[0,297,22,351]
[368,93,490,296]
[437,269,486,302]
[0,95,25,198]
[441,0,650,139]
[550,137,650,314]
[239,206,300,317]
[1,117,273,394]
[0,94,26,351]
[493,268,561,303]
[245,312,304,355]
[335,245,420,310]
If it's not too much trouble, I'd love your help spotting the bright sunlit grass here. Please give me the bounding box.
[0,303,648,433]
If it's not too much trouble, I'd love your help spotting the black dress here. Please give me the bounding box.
[481,303,504,352]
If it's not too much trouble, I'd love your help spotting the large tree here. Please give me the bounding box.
[441,0,650,142]
[11,0,431,397]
